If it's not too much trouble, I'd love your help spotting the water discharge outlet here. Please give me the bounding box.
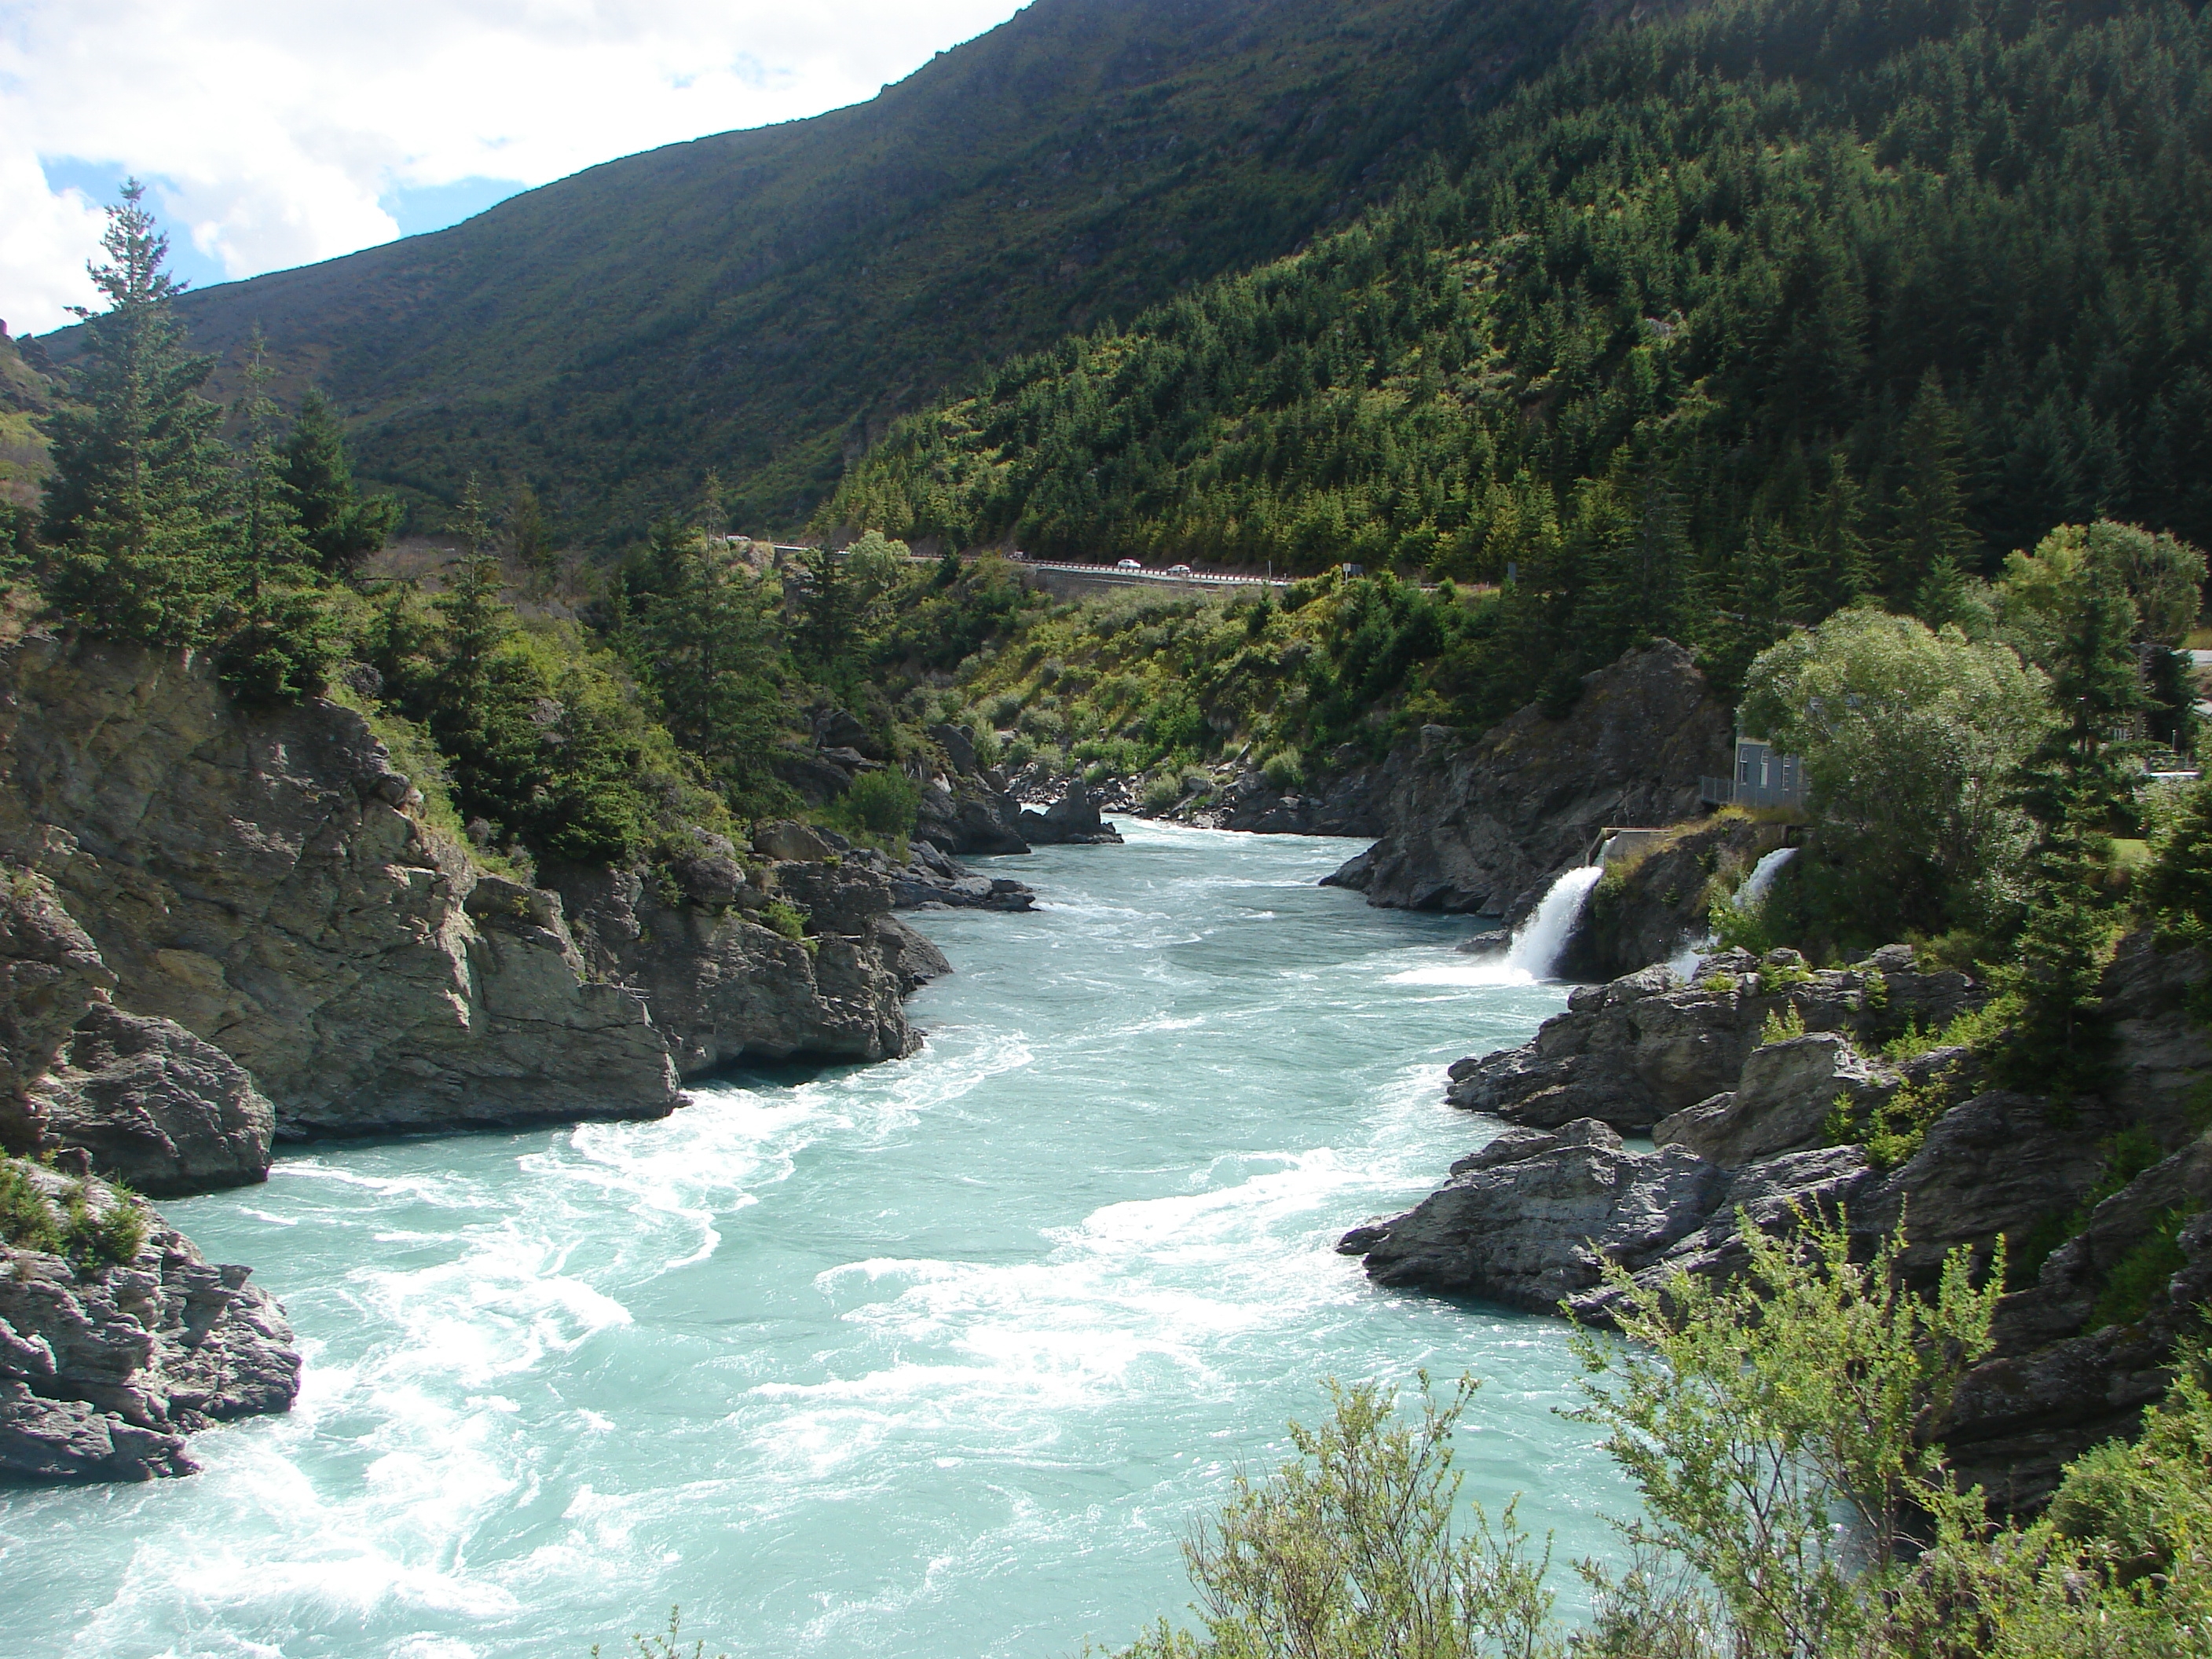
[1503,866,1604,980]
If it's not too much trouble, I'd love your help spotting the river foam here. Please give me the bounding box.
[2,820,1634,1658]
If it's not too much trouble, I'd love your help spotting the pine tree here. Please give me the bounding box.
[2002,558,2145,1101]
[1876,370,1977,603]
[230,330,309,606]
[39,181,231,644]
[215,331,339,704]
[279,389,399,575]
[506,483,556,585]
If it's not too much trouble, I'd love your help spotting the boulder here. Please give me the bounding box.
[0,1165,300,1483]
[1654,1032,1891,1166]
[871,915,953,994]
[753,819,836,863]
[32,1005,273,1196]
[1016,780,1124,846]
[915,778,1031,855]
[1344,1120,1727,1309]
[926,722,977,775]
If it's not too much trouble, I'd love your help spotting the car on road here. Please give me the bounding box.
[1166,563,1192,576]
[1116,558,1142,570]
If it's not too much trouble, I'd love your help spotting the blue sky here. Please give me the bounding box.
[3,1,1021,332]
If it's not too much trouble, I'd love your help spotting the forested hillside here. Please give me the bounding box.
[835,0,2212,696]
[44,0,1601,539]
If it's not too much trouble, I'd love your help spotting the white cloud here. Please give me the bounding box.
[0,0,1024,332]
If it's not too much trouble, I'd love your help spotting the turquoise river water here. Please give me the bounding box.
[1,822,1635,1658]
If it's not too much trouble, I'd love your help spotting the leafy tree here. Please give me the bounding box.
[39,181,232,643]
[1741,608,2047,936]
[278,388,400,575]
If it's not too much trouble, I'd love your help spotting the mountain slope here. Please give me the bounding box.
[833,0,2212,699]
[53,0,1601,537]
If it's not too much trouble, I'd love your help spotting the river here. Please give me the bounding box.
[2,822,1633,1658]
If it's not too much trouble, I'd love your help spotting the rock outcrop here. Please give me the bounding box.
[0,638,679,1139]
[1442,945,1976,1133]
[31,1005,274,1197]
[1341,934,2212,1512]
[1322,642,1733,921]
[0,1163,299,1482]
[1016,780,1124,846]
[549,856,921,1074]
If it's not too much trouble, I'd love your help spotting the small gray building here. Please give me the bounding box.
[1700,731,1808,811]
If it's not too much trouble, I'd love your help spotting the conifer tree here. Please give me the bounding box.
[39,181,231,643]
[278,389,399,575]
[505,483,555,584]
[214,331,339,704]
[1877,370,1976,602]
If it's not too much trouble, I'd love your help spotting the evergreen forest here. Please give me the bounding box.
[833,0,2212,699]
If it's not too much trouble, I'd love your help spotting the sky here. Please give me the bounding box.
[1,0,1027,337]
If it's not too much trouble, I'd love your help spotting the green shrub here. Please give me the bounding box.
[1260,749,1304,791]
[758,899,808,941]
[0,1160,62,1254]
[831,769,920,840]
[61,1185,146,1270]
[1760,1003,1807,1046]
[1141,773,1182,812]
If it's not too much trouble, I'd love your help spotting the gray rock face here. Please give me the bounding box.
[1322,643,1733,918]
[32,1005,273,1196]
[552,860,917,1075]
[1346,1119,1727,1309]
[0,872,115,1152]
[0,1165,299,1482]
[1445,949,1976,1133]
[0,638,679,1138]
[1654,1032,1890,1166]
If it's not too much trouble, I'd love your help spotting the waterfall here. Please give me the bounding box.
[1667,844,1798,981]
[1736,845,1799,908]
[1503,866,1604,980]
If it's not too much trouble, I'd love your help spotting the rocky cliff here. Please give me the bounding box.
[0,638,959,1150]
[1322,643,1734,921]
[0,1159,300,1482]
[0,637,679,1141]
[1339,936,2212,1511]
[0,635,976,1481]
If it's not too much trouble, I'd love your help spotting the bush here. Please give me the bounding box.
[1260,749,1304,791]
[757,898,808,941]
[831,769,921,839]
[62,1183,146,1269]
[0,1160,62,1254]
